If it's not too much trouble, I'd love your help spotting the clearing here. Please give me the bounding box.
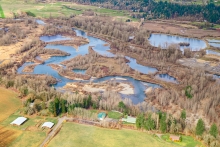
[161,134,203,147]
[48,122,179,147]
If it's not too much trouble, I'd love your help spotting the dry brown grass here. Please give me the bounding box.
[142,21,220,38]
[0,126,22,147]
[0,87,21,122]
[0,22,43,66]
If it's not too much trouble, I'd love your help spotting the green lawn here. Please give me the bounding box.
[107,111,123,119]
[161,134,203,147]
[48,122,179,147]
[0,0,137,21]
[0,4,5,18]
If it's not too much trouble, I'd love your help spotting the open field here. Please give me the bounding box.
[143,20,220,38]
[0,114,58,147]
[48,122,180,147]
[0,87,21,122]
[1,0,136,21]
[161,134,203,147]
[107,111,123,119]
[0,126,22,147]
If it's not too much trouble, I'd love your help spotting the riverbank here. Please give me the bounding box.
[63,81,134,95]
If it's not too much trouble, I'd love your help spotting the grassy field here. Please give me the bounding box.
[161,134,203,147]
[0,113,58,147]
[107,111,123,119]
[0,87,21,122]
[0,4,5,18]
[48,122,179,147]
[1,0,136,21]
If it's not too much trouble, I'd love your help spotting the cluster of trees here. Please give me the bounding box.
[62,0,220,24]
[136,111,219,146]
[42,25,75,36]
[49,98,67,116]
[54,16,150,46]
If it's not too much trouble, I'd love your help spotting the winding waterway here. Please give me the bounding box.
[18,29,161,104]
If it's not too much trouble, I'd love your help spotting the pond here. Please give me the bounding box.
[206,50,220,56]
[148,34,207,51]
[125,56,158,74]
[18,29,161,104]
[73,69,86,75]
[155,74,178,84]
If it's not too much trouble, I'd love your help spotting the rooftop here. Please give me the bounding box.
[10,117,27,126]
[41,122,54,129]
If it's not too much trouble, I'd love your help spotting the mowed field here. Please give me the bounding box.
[0,87,21,122]
[48,123,179,147]
[1,0,136,21]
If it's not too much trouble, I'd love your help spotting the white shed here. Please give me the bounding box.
[41,122,54,129]
[10,117,27,126]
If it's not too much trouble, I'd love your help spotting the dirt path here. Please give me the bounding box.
[39,116,68,147]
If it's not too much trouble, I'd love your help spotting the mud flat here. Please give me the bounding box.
[63,81,134,95]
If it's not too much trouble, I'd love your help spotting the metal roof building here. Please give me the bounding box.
[10,117,27,126]
[41,122,54,129]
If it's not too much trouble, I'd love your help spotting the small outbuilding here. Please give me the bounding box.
[10,117,27,126]
[41,122,54,129]
[169,135,180,142]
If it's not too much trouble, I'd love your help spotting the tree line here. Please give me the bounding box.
[61,0,220,24]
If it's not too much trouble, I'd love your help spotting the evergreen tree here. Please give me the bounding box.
[145,114,156,130]
[61,99,67,113]
[160,113,167,133]
[210,124,218,138]
[196,119,205,136]
[54,98,60,116]
[49,101,55,116]
[181,110,186,120]
[136,113,145,129]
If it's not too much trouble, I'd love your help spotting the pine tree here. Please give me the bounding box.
[181,110,186,120]
[210,124,218,138]
[196,119,205,136]
[136,113,145,129]
[160,113,167,133]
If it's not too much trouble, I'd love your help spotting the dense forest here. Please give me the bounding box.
[61,0,220,23]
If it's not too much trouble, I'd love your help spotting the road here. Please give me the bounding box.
[39,116,69,147]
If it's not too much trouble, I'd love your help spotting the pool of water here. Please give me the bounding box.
[18,29,161,104]
[148,34,207,51]
[206,50,220,56]
[73,69,86,75]
[40,35,72,42]
[36,19,46,25]
[209,43,220,48]
[125,56,158,74]
[155,74,178,83]
[207,39,220,43]
[17,62,34,74]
